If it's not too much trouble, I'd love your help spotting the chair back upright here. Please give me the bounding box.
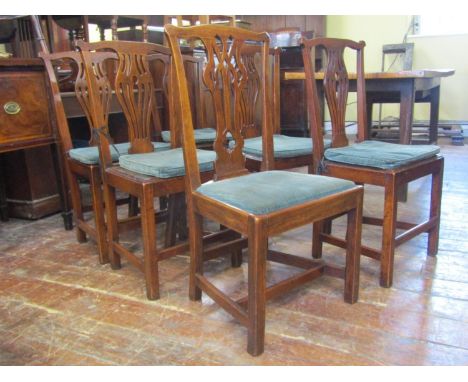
[165,24,274,192]
[40,50,115,153]
[76,40,173,161]
[301,37,367,173]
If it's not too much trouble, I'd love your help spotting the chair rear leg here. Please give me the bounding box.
[140,185,160,300]
[312,221,324,259]
[104,183,121,270]
[89,170,108,264]
[164,194,178,248]
[247,217,268,356]
[188,209,204,301]
[322,219,332,235]
[428,159,443,256]
[128,195,139,217]
[176,193,188,241]
[230,232,243,268]
[344,191,363,303]
[380,178,398,288]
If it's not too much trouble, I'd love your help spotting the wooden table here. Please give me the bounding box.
[0,58,72,229]
[284,69,455,144]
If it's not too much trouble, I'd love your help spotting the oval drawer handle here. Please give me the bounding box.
[4,101,21,115]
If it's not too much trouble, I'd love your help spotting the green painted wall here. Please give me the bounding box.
[326,15,468,122]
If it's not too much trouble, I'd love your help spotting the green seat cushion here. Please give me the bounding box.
[119,148,216,178]
[324,140,440,169]
[162,128,233,144]
[162,127,217,144]
[69,141,171,165]
[197,170,355,215]
[240,134,331,158]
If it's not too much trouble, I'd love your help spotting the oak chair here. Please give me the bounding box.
[166,24,364,356]
[238,45,325,173]
[301,37,444,288]
[76,40,242,300]
[40,50,166,264]
[159,55,221,149]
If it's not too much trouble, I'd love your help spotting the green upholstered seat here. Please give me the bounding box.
[239,134,331,158]
[119,148,216,178]
[196,170,356,215]
[162,127,217,144]
[324,140,440,169]
[162,127,234,144]
[69,141,171,165]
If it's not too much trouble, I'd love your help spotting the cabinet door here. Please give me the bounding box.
[0,71,52,147]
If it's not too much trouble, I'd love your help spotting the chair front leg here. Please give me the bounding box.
[380,178,398,288]
[103,182,120,270]
[428,159,443,256]
[140,184,160,300]
[344,192,363,303]
[247,216,268,356]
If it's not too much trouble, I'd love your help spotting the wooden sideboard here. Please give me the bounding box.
[0,58,71,228]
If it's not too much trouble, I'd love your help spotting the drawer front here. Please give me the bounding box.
[0,71,52,146]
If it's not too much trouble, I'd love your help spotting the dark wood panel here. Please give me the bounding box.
[306,15,326,37]
[284,15,306,30]
[0,72,52,146]
[0,58,65,221]
[3,146,60,219]
[238,15,325,35]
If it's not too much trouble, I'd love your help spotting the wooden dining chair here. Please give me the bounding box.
[40,50,168,264]
[238,45,327,173]
[158,55,221,149]
[166,24,364,356]
[76,40,243,300]
[301,37,444,288]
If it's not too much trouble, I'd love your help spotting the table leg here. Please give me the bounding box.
[366,98,374,139]
[399,79,416,144]
[398,80,416,202]
[429,85,440,144]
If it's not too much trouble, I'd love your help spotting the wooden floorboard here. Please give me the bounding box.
[0,137,467,365]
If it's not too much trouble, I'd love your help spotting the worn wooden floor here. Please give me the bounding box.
[1,137,467,365]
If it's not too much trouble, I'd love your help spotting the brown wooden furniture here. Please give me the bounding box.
[0,16,72,227]
[0,57,72,228]
[301,37,444,288]
[164,15,236,28]
[238,46,317,173]
[236,17,325,138]
[166,24,364,356]
[47,15,150,45]
[76,40,242,300]
[41,50,125,264]
[285,69,455,144]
